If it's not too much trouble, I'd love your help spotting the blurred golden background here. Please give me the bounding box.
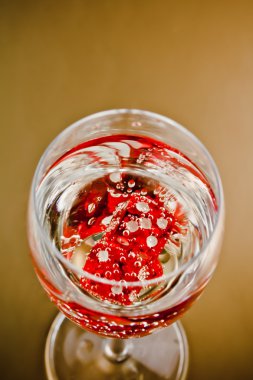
[1,1,253,379]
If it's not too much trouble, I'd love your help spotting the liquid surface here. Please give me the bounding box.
[39,134,217,306]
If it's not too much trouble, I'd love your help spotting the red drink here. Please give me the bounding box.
[34,134,217,338]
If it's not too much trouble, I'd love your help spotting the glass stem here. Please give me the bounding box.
[104,338,130,363]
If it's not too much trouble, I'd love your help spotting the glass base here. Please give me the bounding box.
[45,313,189,380]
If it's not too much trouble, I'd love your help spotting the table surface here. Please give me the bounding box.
[1,1,253,379]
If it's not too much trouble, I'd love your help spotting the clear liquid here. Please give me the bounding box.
[37,135,217,305]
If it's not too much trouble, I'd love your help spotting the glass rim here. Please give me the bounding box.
[31,108,224,287]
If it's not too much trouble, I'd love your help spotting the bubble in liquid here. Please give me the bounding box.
[167,199,177,212]
[137,269,146,281]
[134,261,141,268]
[105,271,112,279]
[136,202,150,213]
[157,217,168,230]
[101,215,113,226]
[97,250,109,262]
[126,220,139,233]
[88,203,96,214]
[88,217,96,225]
[109,172,121,183]
[146,235,158,248]
[128,251,136,259]
[117,236,129,246]
[139,217,152,229]
[129,290,138,302]
[128,179,135,188]
[111,285,123,295]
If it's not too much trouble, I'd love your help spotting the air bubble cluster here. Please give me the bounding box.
[61,141,188,305]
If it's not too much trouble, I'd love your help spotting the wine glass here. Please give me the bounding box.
[28,109,224,380]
